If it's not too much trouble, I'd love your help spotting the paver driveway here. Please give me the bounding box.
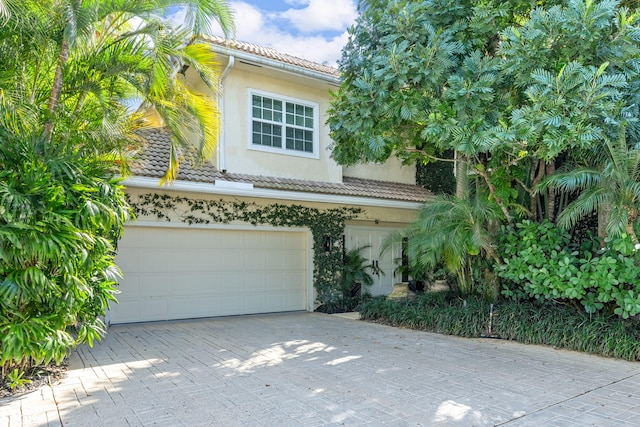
[2,312,640,426]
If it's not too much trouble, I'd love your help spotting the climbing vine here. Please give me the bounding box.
[127,193,362,305]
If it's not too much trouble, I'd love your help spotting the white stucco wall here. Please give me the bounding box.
[185,54,417,186]
[343,158,416,185]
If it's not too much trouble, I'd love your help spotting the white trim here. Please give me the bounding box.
[214,180,253,190]
[307,231,315,311]
[123,176,424,210]
[126,220,309,233]
[247,89,320,160]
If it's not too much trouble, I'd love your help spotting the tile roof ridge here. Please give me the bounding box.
[201,35,340,77]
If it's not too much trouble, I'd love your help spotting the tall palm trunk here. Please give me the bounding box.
[598,203,612,241]
[42,37,69,143]
[455,151,468,199]
[545,160,556,221]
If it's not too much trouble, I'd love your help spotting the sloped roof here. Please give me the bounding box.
[131,129,430,204]
[202,35,341,79]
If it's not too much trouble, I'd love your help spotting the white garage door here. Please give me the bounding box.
[109,225,308,324]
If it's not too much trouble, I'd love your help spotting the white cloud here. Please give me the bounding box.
[277,0,357,33]
[214,1,355,66]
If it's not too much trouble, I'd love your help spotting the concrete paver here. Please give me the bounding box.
[1,312,639,426]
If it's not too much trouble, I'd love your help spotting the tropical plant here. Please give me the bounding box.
[359,294,640,361]
[0,133,131,375]
[0,0,235,379]
[342,245,375,298]
[397,194,501,295]
[540,135,640,244]
[496,220,640,318]
[0,0,235,179]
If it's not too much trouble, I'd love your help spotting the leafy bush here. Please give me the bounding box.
[0,137,131,376]
[317,246,374,313]
[496,220,640,318]
[359,294,640,361]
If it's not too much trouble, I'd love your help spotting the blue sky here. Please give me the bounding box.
[217,0,359,66]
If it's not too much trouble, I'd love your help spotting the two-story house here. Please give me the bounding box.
[108,36,430,325]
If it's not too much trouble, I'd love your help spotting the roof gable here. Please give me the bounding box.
[203,35,340,81]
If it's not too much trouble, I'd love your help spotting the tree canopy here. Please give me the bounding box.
[329,0,640,223]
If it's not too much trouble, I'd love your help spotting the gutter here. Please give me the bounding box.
[218,55,235,172]
[122,176,424,210]
[210,45,340,87]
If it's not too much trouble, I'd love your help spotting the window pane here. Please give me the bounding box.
[304,130,313,152]
[305,107,313,118]
[305,118,313,128]
[296,104,303,115]
[274,111,282,122]
[264,98,272,109]
[295,116,303,126]
[274,125,282,138]
[274,100,282,111]
[286,102,294,113]
[252,95,261,107]
[264,110,272,121]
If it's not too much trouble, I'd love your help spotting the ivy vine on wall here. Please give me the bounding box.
[127,193,362,305]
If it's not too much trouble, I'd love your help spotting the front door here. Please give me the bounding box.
[344,226,403,296]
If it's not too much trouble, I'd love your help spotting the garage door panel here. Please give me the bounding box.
[138,274,172,297]
[138,250,170,273]
[217,249,248,270]
[283,250,306,269]
[111,227,308,324]
[242,250,267,270]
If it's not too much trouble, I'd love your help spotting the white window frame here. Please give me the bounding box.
[247,89,320,159]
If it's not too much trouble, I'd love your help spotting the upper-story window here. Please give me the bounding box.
[249,89,319,159]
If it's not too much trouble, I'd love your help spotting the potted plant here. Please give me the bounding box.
[340,245,375,310]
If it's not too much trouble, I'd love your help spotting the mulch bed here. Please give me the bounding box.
[0,362,68,399]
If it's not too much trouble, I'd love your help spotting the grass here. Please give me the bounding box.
[359,293,640,361]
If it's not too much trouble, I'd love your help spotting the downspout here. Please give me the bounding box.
[218,55,235,172]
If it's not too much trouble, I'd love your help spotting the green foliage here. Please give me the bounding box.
[128,193,362,307]
[496,220,640,318]
[0,135,130,373]
[332,245,375,312]
[540,135,640,244]
[0,0,236,179]
[0,0,235,383]
[396,194,501,295]
[415,152,455,195]
[359,294,640,361]
[5,369,31,390]
[331,0,640,227]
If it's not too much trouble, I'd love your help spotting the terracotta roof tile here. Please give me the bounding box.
[203,35,340,79]
[131,129,430,204]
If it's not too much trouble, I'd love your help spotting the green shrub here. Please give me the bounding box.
[496,220,640,318]
[0,137,131,375]
[359,295,640,361]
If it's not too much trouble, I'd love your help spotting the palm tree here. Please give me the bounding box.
[400,194,501,295]
[541,134,640,245]
[0,0,235,379]
[0,0,235,179]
